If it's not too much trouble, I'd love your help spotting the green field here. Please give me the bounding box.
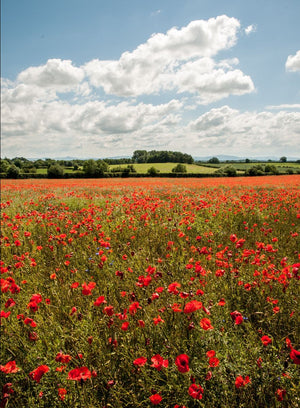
[32,161,300,177]
[109,163,218,174]
[203,162,300,173]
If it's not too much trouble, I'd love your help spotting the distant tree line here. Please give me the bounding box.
[132,150,194,164]
[1,153,299,178]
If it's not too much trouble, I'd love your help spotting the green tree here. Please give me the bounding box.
[147,166,160,176]
[279,156,287,163]
[47,164,65,178]
[172,164,187,173]
[133,150,149,163]
[0,159,10,174]
[208,157,220,164]
[83,159,108,177]
[83,160,98,176]
[264,164,279,175]
[7,165,21,178]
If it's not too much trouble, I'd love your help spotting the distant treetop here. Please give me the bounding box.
[132,150,194,164]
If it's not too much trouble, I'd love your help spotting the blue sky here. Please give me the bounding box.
[1,0,300,159]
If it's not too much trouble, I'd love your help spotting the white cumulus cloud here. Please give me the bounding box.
[187,106,300,155]
[84,15,254,101]
[286,50,300,72]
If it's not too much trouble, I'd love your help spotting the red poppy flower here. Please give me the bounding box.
[206,350,215,358]
[121,321,129,331]
[235,375,251,388]
[171,303,182,312]
[129,301,141,315]
[58,388,67,401]
[29,365,49,383]
[290,348,300,364]
[151,354,169,371]
[230,311,243,325]
[149,394,162,404]
[275,389,286,401]
[153,315,164,325]
[23,318,37,327]
[55,352,72,364]
[0,361,20,373]
[200,318,213,330]
[188,383,204,399]
[183,300,202,314]
[68,367,91,381]
[218,298,226,306]
[4,298,16,308]
[175,354,190,373]
[261,335,272,346]
[133,357,147,366]
[209,357,220,367]
[93,296,106,306]
[82,282,96,295]
[103,305,114,316]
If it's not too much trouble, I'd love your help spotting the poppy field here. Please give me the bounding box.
[1,176,300,407]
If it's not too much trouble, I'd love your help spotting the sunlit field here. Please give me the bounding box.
[1,176,299,407]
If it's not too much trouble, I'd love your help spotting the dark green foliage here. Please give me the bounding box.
[147,166,160,175]
[7,164,21,178]
[172,163,187,173]
[47,164,65,178]
[133,150,193,164]
[208,157,220,164]
[83,159,108,176]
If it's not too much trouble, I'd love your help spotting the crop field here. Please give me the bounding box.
[109,163,217,174]
[1,176,299,407]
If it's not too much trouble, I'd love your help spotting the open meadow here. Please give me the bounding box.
[1,176,300,407]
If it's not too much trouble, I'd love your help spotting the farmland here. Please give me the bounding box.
[1,176,300,407]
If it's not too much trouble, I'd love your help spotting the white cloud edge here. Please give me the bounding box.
[286,50,300,72]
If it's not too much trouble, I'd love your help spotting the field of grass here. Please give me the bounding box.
[202,162,300,173]
[1,176,299,407]
[109,163,217,174]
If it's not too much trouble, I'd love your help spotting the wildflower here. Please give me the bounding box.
[230,311,243,325]
[121,321,129,331]
[0,361,20,373]
[68,367,91,381]
[93,296,106,306]
[129,301,141,315]
[183,300,202,314]
[151,354,169,371]
[209,357,220,367]
[235,375,251,388]
[149,394,162,404]
[103,305,114,316]
[175,354,190,373]
[188,383,204,399]
[58,388,67,401]
[275,389,286,401]
[29,365,49,383]
[290,348,300,364]
[200,318,213,330]
[133,357,147,366]
[23,317,37,327]
[261,335,272,346]
[81,281,96,296]
[153,315,164,325]
[4,298,16,308]
[55,352,72,364]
